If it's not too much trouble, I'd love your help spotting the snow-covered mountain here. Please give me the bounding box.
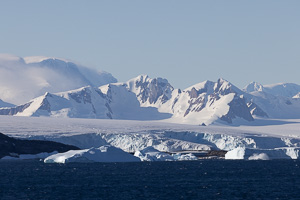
[246,91,300,119]
[170,78,254,125]
[0,54,117,105]
[121,76,254,125]
[0,75,255,125]
[0,83,170,120]
[243,82,264,93]
[243,81,300,119]
[244,82,300,98]
[1,70,300,125]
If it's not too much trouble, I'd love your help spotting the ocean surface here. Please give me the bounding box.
[0,160,299,200]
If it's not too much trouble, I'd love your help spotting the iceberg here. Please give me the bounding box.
[134,146,174,161]
[225,147,300,160]
[134,146,197,161]
[172,153,198,161]
[44,145,140,163]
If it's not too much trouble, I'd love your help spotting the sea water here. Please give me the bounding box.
[0,160,299,200]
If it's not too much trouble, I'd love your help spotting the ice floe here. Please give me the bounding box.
[134,146,197,161]
[225,147,300,160]
[44,145,140,163]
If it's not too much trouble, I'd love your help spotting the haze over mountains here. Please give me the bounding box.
[1,54,300,126]
[0,54,116,105]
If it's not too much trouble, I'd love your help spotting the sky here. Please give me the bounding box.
[0,0,300,89]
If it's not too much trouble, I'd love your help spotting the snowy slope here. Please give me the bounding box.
[245,90,300,119]
[99,83,171,120]
[0,83,170,120]
[168,78,254,125]
[0,54,117,105]
[0,86,110,119]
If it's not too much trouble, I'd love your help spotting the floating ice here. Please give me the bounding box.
[134,146,174,161]
[134,146,197,161]
[225,147,300,160]
[44,145,140,163]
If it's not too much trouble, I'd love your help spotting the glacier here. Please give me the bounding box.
[1,116,300,160]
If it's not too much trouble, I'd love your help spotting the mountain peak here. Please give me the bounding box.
[217,77,229,84]
[137,74,149,80]
[243,82,264,93]
[126,75,174,105]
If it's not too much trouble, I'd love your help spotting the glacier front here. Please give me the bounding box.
[1,116,300,160]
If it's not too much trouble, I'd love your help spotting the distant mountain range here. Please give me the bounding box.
[1,54,300,125]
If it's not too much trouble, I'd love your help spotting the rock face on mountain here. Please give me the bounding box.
[0,132,80,159]
[125,75,174,106]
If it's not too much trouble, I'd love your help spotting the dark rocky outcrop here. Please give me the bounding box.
[69,87,92,104]
[0,132,80,159]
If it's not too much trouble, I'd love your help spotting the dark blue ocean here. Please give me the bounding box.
[0,160,299,200]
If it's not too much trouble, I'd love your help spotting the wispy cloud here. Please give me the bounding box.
[0,54,113,105]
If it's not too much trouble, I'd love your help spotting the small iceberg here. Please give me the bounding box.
[172,153,198,161]
[134,146,174,161]
[44,145,140,163]
[134,146,197,161]
[225,147,300,160]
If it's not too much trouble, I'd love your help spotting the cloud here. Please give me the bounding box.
[0,54,93,105]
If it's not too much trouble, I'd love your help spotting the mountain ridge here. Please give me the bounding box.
[4,74,298,126]
[1,54,300,126]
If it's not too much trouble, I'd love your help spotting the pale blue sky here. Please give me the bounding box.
[1,1,299,89]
